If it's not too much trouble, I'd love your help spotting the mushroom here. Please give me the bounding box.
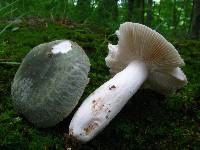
[11,40,90,128]
[69,22,187,142]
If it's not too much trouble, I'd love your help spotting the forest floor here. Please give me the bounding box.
[0,18,200,150]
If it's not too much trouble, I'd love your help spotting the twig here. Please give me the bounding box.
[0,13,26,36]
[0,21,14,35]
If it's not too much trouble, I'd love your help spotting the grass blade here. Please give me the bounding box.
[0,13,26,36]
[0,61,21,65]
[0,0,19,12]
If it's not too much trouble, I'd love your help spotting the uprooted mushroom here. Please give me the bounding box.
[11,40,90,128]
[68,22,188,142]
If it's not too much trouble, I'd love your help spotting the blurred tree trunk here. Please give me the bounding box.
[76,0,91,22]
[77,0,90,7]
[183,0,188,32]
[172,0,177,36]
[135,0,144,23]
[112,0,119,21]
[190,0,200,39]
[127,0,144,23]
[127,0,134,21]
[146,0,153,27]
[140,0,145,23]
[97,0,118,21]
[157,0,162,29]
[62,0,68,20]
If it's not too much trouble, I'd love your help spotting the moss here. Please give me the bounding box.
[1,20,200,149]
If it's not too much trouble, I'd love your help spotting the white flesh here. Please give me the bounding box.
[52,41,72,54]
[69,61,148,142]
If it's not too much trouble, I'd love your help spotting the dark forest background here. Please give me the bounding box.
[0,0,200,39]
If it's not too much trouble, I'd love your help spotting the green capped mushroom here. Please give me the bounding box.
[11,40,90,128]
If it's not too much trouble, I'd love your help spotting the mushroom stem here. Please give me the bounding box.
[69,61,148,142]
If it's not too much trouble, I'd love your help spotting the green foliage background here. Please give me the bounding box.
[0,0,195,38]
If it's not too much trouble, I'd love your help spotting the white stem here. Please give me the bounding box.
[69,61,148,142]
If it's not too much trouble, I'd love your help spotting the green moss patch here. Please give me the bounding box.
[0,21,200,149]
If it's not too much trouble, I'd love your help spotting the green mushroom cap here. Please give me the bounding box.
[11,40,90,128]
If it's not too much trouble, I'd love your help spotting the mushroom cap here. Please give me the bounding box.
[105,22,187,94]
[11,40,90,127]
